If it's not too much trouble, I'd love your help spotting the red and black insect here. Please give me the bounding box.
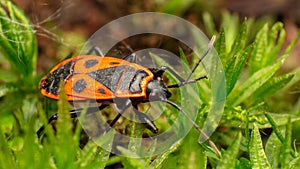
[38,36,216,145]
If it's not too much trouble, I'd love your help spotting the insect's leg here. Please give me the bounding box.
[86,46,104,56]
[110,100,158,133]
[161,99,221,157]
[153,65,207,88]
[69,104,108,117]
[122,53,137,63]
[167,75,208,88]
[154,36,215,88]
[185,35,215,81]
[109,99,132,127]
[37,104,108,138]
[37,114,58,138]
[120,40,137,62]
[133,104,158,133]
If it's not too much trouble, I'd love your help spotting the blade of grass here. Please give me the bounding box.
[281,117,292,169]
[289,157,300,169]
[50,82,76,169]
[265,130,283,169]
[229,20,249,57]
[221,11,239,53]
[161,0,195,15]
[249,24,268,74]
[266,23,285,63]
[249,124,271,169]
[225,45,252,95]
[217,133,242,169]
[250,73,294,105]
[0,1,37,80]
[0,69,18,82]
[202,12,216,37]
[215,29,227,65]
[228,55,284,106]
[180,130,207,169]
[0,85,17,97]
[0,122,16,169]
[150,140,182,168]
[117,147,151,169]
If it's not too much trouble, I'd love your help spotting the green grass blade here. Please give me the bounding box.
[265,130,283,169]
[264,113,284,143]
[281,117,292,169]
[150,140,182,168]
[0,123,16,169]
[217,132,242,169]
[215,29,227,65]
[283,30,300,55]
[161,0,195,15]
[78,144,110,169]
[49,83,76,169]
[225,45,252,95]
[249,24,268,74]
[179,130,207,169]
[0,69,18,82]
[229,20,249,56]
[236,158,252,169]
[0,85,17,97]
[249,124,271,169]
[228,57,283,106]
[0,1,37,80]
[221,11,239,53]
[117,147,151,169]
[202,12,216,37]
[289,157,300,169]
[250,73,294,105]
[266,23,285,63]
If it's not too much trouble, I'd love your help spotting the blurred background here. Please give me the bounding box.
[13,0,300,75]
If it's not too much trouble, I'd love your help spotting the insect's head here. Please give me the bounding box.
[146,78,171,101]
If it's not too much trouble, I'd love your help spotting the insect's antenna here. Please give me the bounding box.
[185,35,216,82]
[161,99,221,157]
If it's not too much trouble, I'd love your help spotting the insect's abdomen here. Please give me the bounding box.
[40,56,154,101]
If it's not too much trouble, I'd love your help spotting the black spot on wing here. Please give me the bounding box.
[85,59,98,68]
[73,79,87,93]
[88,66,126,92]
[98,88,106,94]
[41,60,75,95]
[109,61,120,65]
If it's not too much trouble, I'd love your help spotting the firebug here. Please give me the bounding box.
[38,36,217,154]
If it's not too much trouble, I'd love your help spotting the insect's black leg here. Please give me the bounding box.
[110,99,158,133]
[185,35,215,81]
[153,66,206,88]
[122,53,137,63]
[152,36,216,88]
[161,99,221,157]
[86,46,104,56]
[37,114,58,138]
[69,104,108,117]
[37,104,108,138]
[120,41,137,63]
[133,104,158,133]
[109,99,132,127]
[167,75,208,88]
